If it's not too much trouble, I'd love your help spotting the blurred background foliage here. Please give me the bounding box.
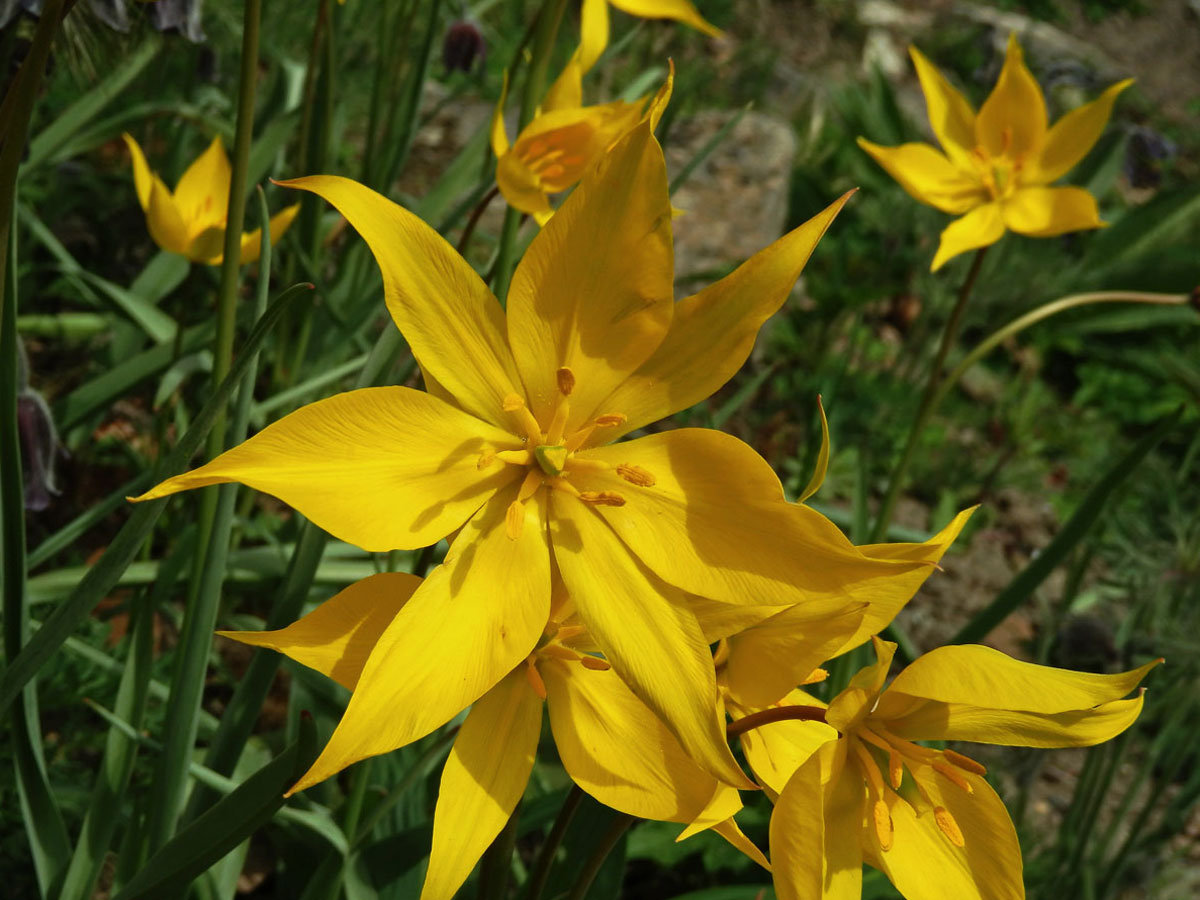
[1,0,1198,898]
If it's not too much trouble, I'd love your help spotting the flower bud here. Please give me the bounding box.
[442,19,485,74]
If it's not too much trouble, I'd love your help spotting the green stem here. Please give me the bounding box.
[870,247,987,543]
[525,786,584,900]
[478,801,522,900]
[564,812,635,900]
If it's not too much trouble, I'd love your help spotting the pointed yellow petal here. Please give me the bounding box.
[278,175,523,428]
[864,767,1022,900]
[122,133,153,211]
[734,689,835,799]
[931,203,1004,271]
[1001,185,1103,237]
[506,120,674,433]
[609,0,722,37]
[771,742,863,900]
[908,45,978,169]
[420,670,542,900]
[188,225,228,266]
[238,202,300,265]
[857,139,987,213]
[676,784,743,840]
[146,175,190,256]
[710,818,770,871]
[594,193,850,438]
[130,387,523,552]
[217,572,420,690]
[490,70,511,158]
[723,600,865,709]
[975,34,1047,163]
[174,135,232,230]
[550,498,752,790]
[289,490,551,793]
[579,0,610,73]
[826,638,898,734]
[542,56,584,113]
[496,151,556,221]
[1036,78,1133,183]
[573,429,939,609]
[797,395,830,503]
[543,659,732,821]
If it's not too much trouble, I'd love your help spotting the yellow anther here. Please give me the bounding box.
[873,799,894,852]
[495,449,533,466]
[801,667,829,685]
[541,644,580,662]
[502,393,525,411]
[888,750,904,790]
[616,463,656,487]
[477,449,496,469]
[944,748,988,776]
[580,656,610,671]
[579,491,626,507]
[934,807,965,847]
[932,760,974,794]
[506,500,526,541]
[593,413,626,427]
[556,366,576,396]
[525,660,548,700]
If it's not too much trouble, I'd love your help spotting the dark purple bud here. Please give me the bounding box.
[17,389,59,512]
[1123,125,1176,190]
[442,19,485,74]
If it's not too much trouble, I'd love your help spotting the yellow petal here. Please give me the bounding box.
[217,572,420,690]
[797,396,830,503]
[593,193,850,438]
[825,637,897,734]
[122,133,153,211]
[237,202,301,265]
[771,742,862,900]
[550,498,752,790]
[279,175,523,428]
[173,135,232,231]
[735,689,836,799]
[130,386,523,552]
[490,70,511,158]
[289,489,551,793]
[543,658,732,821]
[421,669,542,900]
[975,33,1047,163]
[931,203,1004,271]
[579,0,610,73]
[572,428,936,608]
[542,56,584,113]
[723,600,865,709]
[1036,78,1133,183]
[146,175,190,256]
[908,45,978,169]
[506,120,674,434]
[864,766,1023,900]
[187,226,228,265]
[609,0,722,37]
[676,784,743,840]
[496,151,555,221]
[857,139,987,214]
[1001,185,1103,237]
[710,818,770,871]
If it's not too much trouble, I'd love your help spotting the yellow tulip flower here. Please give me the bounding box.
[575,0,721,77]
[133,118,953,796]
[858,34,1133,271]
[737,638,1160,900]
[122,133,299,265]
[221,576,764,900]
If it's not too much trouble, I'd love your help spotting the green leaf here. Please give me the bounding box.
[951,408,1182,644]
[111,715,319,900]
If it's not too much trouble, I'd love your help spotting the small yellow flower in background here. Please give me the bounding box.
[747,638,1160,900]
[122,133,299,265]
[575,0,721,77]
[132,117,958,797]
[858,34,1133,271]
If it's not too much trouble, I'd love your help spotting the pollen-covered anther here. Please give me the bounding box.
[502,393,525,411]
[502,393,543,443]
[888,750,904,790]
[579,490,626,507]
[593,413,627,427]
[579,656,610,671]
[944,748,987,776]
[477,449,496,469]
[932,760,974,793]
[524,659,548,700]
[873,799,894,852]
[801,667,829,685]
[934,806,965,848]
[616,463,655,487]
[556,366,576,396]
[506,500,526,541]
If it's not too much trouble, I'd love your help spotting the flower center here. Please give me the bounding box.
[850,723,985,852]
[477,366,658,540]
[523,620,611,698]
[970,144,1022,202]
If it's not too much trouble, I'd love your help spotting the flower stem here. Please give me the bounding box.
[457,184,500,256]
[726,704,829,737]
[870,246,988,543]
[525,785,584,900]
[565,811,636,900]
[478,800,522,900]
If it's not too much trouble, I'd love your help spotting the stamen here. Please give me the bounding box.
[555,625,586,642]
[888,750,904,789]
[477,449,496,469]
[563,457,608,475]
[495,449,533,466]
[506,501,525,541]
[541,644,580,662]
[593,413,627,427]
[944,748,988,776]
[503,393,543,444]
[525,660,548,700]
[547,477,581,498]
[932,761,974,794]
[517,469,543,502]
[547,398,570,446]
[934,807,965,847]
[616,463,656,487]
[852,740,886,796]
[579,491,626,507]
[579,656,610,671]
[873,800,894,852]
[801,667,829,685]
[556,366,576,396]
[564,425,597,453]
